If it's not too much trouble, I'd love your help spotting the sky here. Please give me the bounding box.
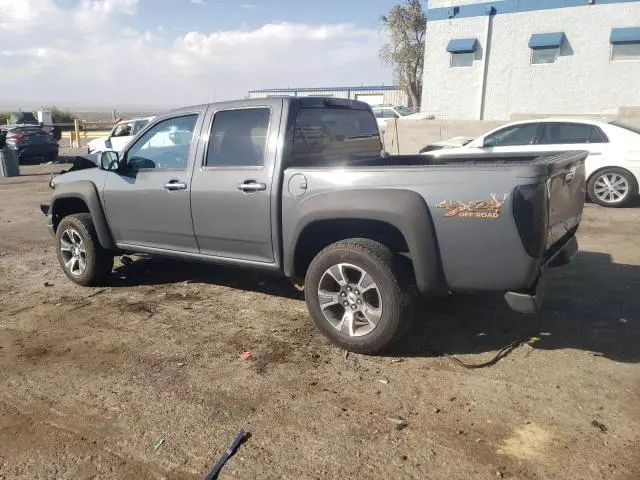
[0,0,402,109]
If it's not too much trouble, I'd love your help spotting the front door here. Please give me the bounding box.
[190,102,280,263]
[102,112,203,252]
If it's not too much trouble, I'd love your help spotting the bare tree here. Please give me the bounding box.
[380,0,427,109]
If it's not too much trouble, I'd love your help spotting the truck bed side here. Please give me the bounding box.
[282,151,586,293]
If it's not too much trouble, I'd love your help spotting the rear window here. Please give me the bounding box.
[291,108,381,165]
[610,120,640,135]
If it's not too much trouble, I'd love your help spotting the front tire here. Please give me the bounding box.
[588,167,638,207]
[304,239,412,354]
[55,213,114,286]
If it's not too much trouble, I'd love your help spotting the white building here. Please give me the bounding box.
[422,0,640,120]
[248,86,409,107]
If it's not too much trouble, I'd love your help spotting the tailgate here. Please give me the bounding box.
[539,151,587,249]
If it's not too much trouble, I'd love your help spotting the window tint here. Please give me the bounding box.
[531,47,558,64]
[539,123,592,144]
[611,42,640,61]
[451,52,474,67]
[126,114,198,170]
[206,108,270,167]
[484,124,539,147]
[292,108,381,164]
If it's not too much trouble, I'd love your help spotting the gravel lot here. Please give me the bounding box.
[1,152,639,479]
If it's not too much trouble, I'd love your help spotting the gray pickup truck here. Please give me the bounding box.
[44,97,586,353]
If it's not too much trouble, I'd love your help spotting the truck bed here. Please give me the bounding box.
[282,150,586,293]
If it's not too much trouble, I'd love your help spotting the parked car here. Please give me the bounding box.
[87,116,154,154]
[44,97,586,353]
[1,124,58,164]
[422,119,640,207]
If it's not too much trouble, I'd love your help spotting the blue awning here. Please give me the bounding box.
[610,27,640,44]
[528,32,565,49]
[446,38,478,53]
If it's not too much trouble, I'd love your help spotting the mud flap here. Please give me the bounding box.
[504,276,545,315]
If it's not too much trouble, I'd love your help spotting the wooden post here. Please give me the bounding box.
[74,118,80,149]
[383,118,400,155]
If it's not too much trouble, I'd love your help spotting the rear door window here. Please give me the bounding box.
[292,107,381,165]
[539,123,591,145]
[205,108,271,167]
[588,126,607,143]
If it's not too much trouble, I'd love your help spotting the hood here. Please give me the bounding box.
[51,167,105,188]
[50,154,100,186]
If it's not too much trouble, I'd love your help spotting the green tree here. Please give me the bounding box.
[380,0,427,109]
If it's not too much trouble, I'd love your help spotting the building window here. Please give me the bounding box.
[450,52,474,68]
[446,38,478,68]
[610,27,640,61]
[531,48,559,64]
[529,32,564,65]
[611,43,640,61]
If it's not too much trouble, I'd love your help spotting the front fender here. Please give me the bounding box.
[285,189,445,292]
[51,181,116,250]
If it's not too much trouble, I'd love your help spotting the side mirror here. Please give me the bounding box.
[99,151,120,171]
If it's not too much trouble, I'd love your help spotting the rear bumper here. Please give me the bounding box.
[504,235,578,314]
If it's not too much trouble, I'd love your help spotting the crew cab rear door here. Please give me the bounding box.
[189,100,282,263]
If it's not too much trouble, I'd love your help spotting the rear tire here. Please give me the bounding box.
[56,213,114,286]
[304,238,412,354]
[588,167,637,207]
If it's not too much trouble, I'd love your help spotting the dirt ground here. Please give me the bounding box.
[1,153,639,480]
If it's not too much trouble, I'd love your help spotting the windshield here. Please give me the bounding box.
[610,120,640,135]
[395,106,412,116]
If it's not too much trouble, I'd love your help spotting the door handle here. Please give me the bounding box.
[163,179,187,191]
[238,180,267,193]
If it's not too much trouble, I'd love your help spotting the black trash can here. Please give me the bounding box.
[0,133,20,177]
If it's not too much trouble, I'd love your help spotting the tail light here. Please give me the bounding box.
[512,183,548,258]
[7,133,25,143]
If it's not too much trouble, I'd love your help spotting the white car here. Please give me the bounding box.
[424,119,640,207]
[371,105,416,130]
[87,116,154,154]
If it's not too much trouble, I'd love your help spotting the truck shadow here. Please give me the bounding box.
[108,251,639,363]
[394,251,640,364]
[110,256,304,301]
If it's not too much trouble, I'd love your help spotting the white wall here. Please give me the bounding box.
[422,2,640,120]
